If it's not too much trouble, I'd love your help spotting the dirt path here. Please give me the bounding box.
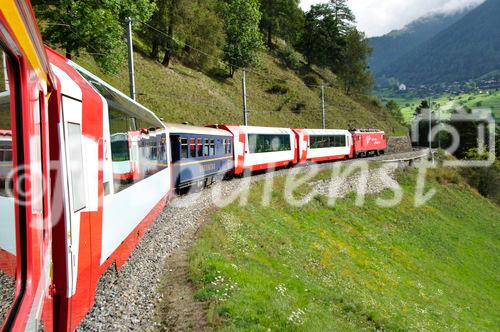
[155,242,208,332]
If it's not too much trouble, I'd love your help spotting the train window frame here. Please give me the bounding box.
[181,137,188,159]
[0,41,27,330]
[196,138,202,157]
[203,138,209,156]
[189,138,196,158]
[210,138,215,156]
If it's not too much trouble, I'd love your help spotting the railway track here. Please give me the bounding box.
[76,148,430,331]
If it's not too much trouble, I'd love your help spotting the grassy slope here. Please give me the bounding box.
[188,168,500,331]
[72,49,407,136]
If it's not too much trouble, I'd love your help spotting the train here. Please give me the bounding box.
[0,1,386,331]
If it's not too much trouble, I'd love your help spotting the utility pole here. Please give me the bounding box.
[437,102,441,149]
[429,97,434,163]
[125,17,136,100]
[321,84,326,129]
[242,69,248,126]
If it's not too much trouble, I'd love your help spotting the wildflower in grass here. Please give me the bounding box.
[275,284,287,296]
[288,308,305,326]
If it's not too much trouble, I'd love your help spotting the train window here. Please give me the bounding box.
[110,133,130,162]
[67,122,86,212]
[189,138,196,158]
[248,134,291,153]
[181,138,188,159]
[228,140,232,154]
[0,48,17,327]
[197,138,202,157]
[203,138,209,156]
[210,139,215,156]
[310,135,347,149]
[223,139,228,154]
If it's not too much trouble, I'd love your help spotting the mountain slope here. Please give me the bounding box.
[71,45,406,135]
[378,0,500,85]
[369,9,471,74]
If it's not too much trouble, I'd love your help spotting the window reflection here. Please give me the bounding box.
[248,134,291,154]
[0,50,17,326]
[74,67,168,194]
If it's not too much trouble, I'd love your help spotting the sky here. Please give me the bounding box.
[299,0,486,37]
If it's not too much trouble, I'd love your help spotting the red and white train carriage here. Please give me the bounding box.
[293,128,353,163]
[214,125,296,175]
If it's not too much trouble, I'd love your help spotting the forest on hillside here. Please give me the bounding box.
[32,0,373,96]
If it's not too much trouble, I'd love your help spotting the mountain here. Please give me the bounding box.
[369,9,471,74]
[377,0,500,86]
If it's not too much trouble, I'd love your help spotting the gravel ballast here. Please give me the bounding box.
[0,271,15,324]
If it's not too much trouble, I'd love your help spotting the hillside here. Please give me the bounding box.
[72,44,407,136]
[377,0,500,86]
[369,9,471,74]
[186,166,500,330]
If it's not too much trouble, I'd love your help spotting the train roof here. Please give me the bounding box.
[301,128,350,136]
[0,129,12,137]
[222,125,293,135]
[164,123,232,137]
[350,128,384,133]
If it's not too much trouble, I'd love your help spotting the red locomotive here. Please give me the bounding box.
[350,129,387,157]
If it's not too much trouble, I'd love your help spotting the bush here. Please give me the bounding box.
[266,84,289,95]
[278,44,303,70]
[302,75,319,87]
[292,101,306,113]
[460,149,500,205]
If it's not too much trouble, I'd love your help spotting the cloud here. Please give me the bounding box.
[299,0,485,37]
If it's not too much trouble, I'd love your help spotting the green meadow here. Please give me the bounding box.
[386,91,500,123]
[188,167,500,331]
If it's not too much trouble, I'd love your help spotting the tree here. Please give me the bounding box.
[141,0,184,67]
[143,0,170,60]
[259,0,304,48]
[414,100,430,117]
[176,0,225,70]
[299,4,343,67]
[337,29,373,95]
[328,0,355,35]
[223,0,264,77]
[386,100,405,125]
[33,0,155,73]
[142,0,224,69]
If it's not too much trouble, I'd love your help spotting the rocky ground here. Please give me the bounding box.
[76,150,428,331]
[0,271,15,324]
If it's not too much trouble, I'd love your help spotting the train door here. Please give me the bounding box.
[58,94,90,328]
